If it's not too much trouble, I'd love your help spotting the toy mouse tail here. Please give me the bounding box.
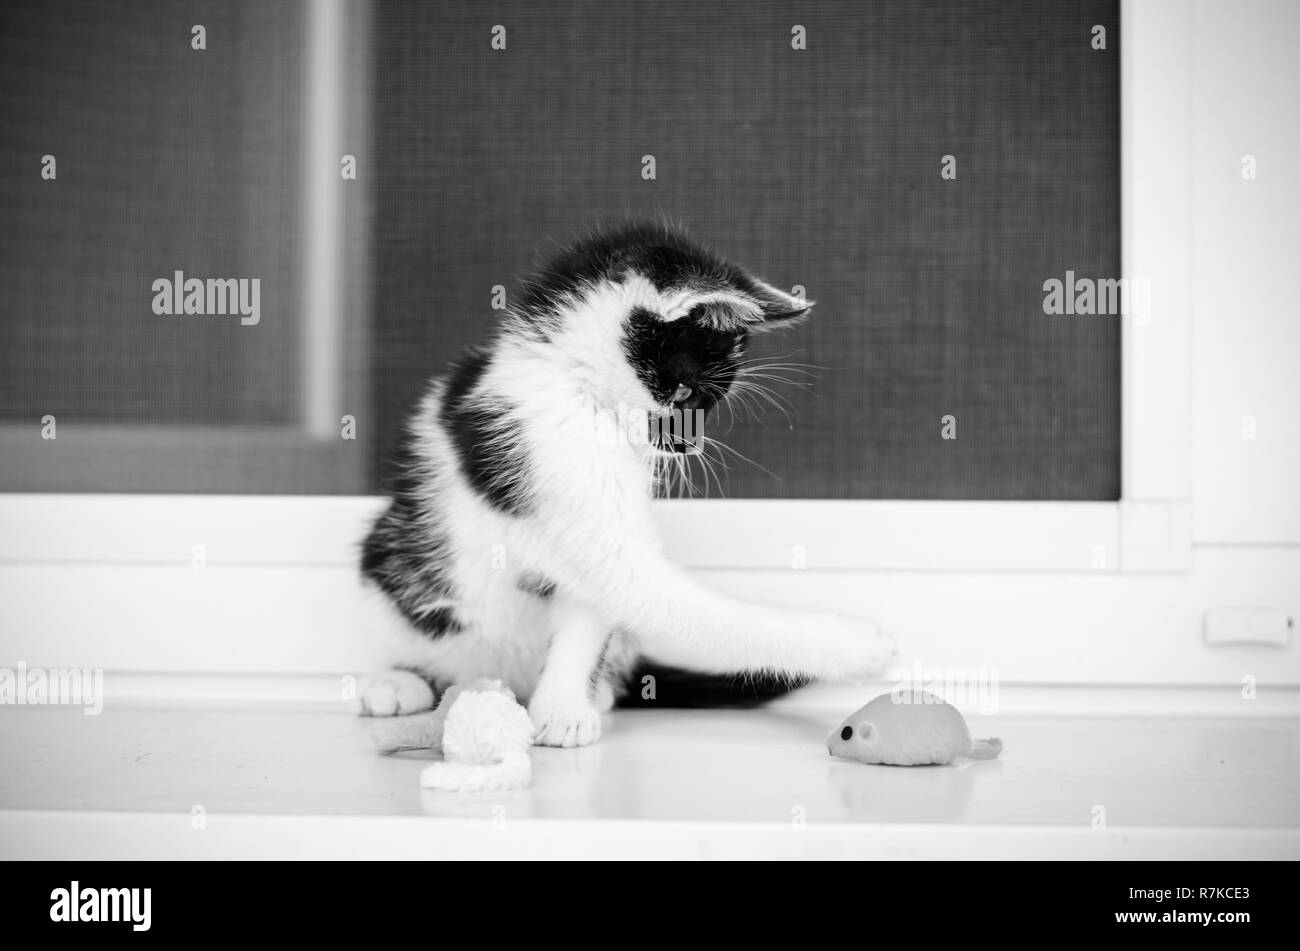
[362,710,443,754]
[420,750,532,793]
[967,737,1003,760]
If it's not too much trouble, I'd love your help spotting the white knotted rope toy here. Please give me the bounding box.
[363,678,535,793]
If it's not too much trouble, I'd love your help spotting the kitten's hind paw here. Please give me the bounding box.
[352,670,436,717]
[529,699,603,748]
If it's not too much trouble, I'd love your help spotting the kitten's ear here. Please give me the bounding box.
[747,279,814,332]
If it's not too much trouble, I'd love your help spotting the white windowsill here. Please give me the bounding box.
[2,691,1296,860]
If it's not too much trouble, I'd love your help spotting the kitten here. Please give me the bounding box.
[357,222,895,747]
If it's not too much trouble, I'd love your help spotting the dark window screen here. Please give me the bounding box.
[372,0,1121,500]
[0,1,369,493]
[0,1,305,428]
[0,0,1119,499]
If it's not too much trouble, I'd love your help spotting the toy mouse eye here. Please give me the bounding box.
[839,725,853,741]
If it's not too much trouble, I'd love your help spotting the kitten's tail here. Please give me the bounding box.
[617,662,809,709]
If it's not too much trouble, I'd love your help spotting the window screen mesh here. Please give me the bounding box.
[0,1,304,428]
[0,0,1119,499]
[371,0,1120,500]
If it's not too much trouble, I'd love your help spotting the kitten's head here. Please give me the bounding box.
[514,222,811,452]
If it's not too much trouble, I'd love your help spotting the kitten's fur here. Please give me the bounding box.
[357,223,894,747]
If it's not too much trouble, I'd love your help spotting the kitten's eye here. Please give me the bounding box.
[671,383,693,404]
[839,725,853,741]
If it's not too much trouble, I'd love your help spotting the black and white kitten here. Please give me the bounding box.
[357,223,894,747]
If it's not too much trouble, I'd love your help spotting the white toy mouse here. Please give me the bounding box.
[363,677,535,793]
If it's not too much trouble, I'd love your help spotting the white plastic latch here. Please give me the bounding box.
[1203,608,1292,647]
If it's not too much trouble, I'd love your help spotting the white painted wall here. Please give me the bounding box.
[1,549,1297,685]
[1190,0,1300,544]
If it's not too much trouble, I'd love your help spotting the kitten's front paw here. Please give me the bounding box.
[528,698,603,748]
[821,615,896,680]
[352,670,436,717]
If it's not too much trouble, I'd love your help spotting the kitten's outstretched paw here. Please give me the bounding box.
[529,699,603,748]
[823,616,897,681]
[352,670,435,717]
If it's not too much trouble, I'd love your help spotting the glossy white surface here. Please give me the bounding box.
[2,701,1297,858]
